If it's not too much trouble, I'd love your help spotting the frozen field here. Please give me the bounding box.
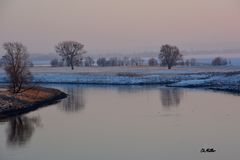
[2,65,240,75]
[0,66,240,93]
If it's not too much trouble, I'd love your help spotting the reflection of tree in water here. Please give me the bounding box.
[6,115,41,146]
[60,86,85,112]
[160,88,184,109]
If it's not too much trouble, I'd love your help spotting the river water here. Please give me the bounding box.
[0,85,240,160]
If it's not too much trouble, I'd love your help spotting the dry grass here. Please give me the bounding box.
[15,88,57,103]
[0,87,59,106]
[116,72,143,77]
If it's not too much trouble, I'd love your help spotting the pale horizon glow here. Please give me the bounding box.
[0,0,240,54]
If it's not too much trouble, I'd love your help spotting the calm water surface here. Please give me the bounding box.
[0,85,240,160]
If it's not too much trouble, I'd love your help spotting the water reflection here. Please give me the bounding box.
[159,88,184,109]
[60,86,86,112]
[1,85,240,160]
[6,115,41,147]
[116,85,152,94]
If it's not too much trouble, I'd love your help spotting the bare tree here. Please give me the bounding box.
[123,57,130,66]
[108,57,119,66]
[50,58,58,67]
[0,58,4,67]
[97,57,107,67]
[117,58,124,66]
[211,57,227,66]
[228,59,232,65]
[185,58,196,66]
[185,59,190,66]
[130,57,144,66]
[190,58,197,66]
[148,58,158,66]
[50,58,64,67]
[159,44,183,69]
[55,41,86,70]
[84,56,94,67]
[2,42,33,94]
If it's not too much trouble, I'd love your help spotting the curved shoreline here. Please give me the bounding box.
[0,80,239,119]
[31,71,240,94]
[1,72,240,94]
[36,81,240,94]
[0,66,239,94]
[0,87,67,119]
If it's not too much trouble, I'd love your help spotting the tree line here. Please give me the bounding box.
[51,42,231,68]
[51,43,184,69]
[0,41,232,95]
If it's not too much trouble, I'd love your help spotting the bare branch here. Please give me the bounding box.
[2,42,33,94]
[55,41,86,70]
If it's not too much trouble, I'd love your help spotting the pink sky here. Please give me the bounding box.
[0,0,240,54]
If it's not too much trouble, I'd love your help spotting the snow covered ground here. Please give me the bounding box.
[0,66,240,93]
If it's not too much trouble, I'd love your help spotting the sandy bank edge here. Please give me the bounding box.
[0,87,67,119]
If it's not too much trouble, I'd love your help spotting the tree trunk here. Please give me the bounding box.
[70,56,74,70]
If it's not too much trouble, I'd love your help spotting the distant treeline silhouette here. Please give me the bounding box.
[0,41,231,70]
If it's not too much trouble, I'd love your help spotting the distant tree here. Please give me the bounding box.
[55,41,86,70]
[130,57,144,66]
[2,42,33,94]
[123,57,130,66]
[148,58,158,66]
[185,58,196,66]
[50,58,64,67]
[185,59,190,66]
[51,58,59,67]
[190,58,197,66]
[158,44,183,69]
[0,58,4,67]
[211,57,227,66]
[117,58,124,66]
[228,59,232,65]
[108,57,119,66]
[84,56,94,67]
[73,57,83,67]
[97,57,107,67]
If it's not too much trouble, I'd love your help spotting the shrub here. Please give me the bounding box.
[148,58,158,66]
[212,57,227,66]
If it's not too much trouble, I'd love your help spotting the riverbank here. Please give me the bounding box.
[0,86,67,118]
[0,66,239,94]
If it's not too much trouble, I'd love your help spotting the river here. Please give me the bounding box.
[0,85,240,160]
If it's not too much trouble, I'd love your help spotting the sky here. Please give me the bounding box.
[0,0,240,54]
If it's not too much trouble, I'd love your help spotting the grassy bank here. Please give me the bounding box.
[0,86,67,118]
